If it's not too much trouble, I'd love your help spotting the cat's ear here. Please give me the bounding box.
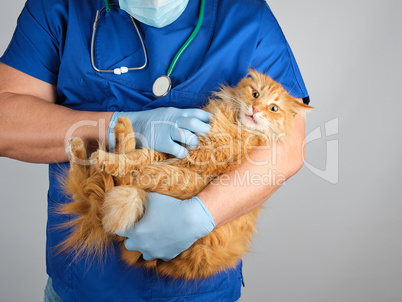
[247,68,275,84]
[247,68,261,79]
[213,85,236,101]
[291,99,314,117]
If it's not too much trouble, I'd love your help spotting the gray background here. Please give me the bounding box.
[1,0,401,301]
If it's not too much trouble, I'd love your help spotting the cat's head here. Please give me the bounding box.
[219,69,313,135]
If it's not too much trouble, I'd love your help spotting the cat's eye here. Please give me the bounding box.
[269,104,279,112]
[252,90,259,98]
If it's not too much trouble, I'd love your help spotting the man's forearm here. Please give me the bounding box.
[0,93,113,163]
[198,113,306,228]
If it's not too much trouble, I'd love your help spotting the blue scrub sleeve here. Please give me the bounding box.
[252,3,310,104]
[0,0,61,85]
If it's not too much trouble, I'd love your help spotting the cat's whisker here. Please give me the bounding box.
[227,97,244,108]
[258,116,280,135]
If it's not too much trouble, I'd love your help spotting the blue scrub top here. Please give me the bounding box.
[1,0,309,301]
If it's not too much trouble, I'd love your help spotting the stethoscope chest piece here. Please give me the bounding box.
[152,75,172,98]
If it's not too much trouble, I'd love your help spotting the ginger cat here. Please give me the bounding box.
[60,69,312,279]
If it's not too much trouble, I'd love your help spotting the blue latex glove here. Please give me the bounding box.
[108,107,211,158]
[116,192,215,261]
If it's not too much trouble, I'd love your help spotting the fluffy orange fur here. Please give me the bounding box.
[60,69,312,279]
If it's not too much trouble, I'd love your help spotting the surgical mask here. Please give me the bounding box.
[119,0,190,28]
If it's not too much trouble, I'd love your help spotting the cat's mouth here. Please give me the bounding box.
[240,110,265,133]
[245,114,257,124]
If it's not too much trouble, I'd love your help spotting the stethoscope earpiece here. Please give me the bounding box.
[90,4,148,74]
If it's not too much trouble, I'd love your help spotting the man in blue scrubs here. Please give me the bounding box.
[0,0,310,301]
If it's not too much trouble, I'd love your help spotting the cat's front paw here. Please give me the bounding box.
[101,186,148,234]
[114,117,136,154]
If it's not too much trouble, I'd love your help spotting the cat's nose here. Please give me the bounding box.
[252,106,260,114]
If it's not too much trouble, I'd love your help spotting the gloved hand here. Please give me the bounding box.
[108,107,211,158]
[116,192,215,261]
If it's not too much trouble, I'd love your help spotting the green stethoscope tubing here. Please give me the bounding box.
[102,0,205,78]
[166,0,205,77]
[105,0,111,12]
